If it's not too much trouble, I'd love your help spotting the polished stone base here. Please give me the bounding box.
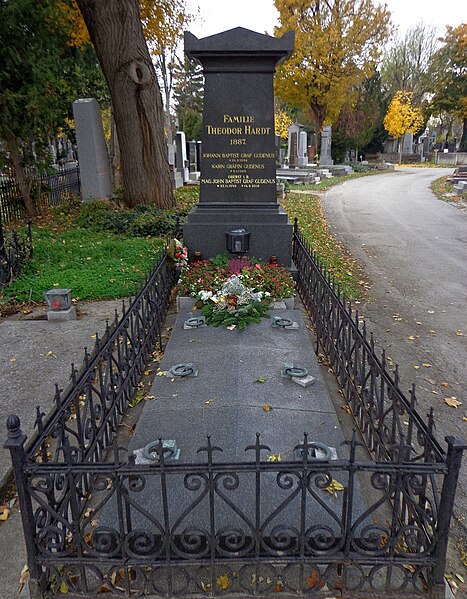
[183,202,293,266]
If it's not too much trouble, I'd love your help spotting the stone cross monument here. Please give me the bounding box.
[183,28,294,266]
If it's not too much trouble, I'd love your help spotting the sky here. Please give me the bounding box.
[185,0,467,40]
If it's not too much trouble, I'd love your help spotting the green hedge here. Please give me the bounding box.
[75,200,190,238]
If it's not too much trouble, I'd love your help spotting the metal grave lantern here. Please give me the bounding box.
[226,228,250,254]
[44,288,72,311]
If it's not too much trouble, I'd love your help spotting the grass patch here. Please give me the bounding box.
[1,187,199,305]
[431,175,467,204]
[282,192,365,300]
[398,162,450,168]
[1,226,163,303]
[1,183,367,304]
[173,185,199,211]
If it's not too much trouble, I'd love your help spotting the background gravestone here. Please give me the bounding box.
[287,122,303,168]
[72,98,112,202]
[175,131,189,184]
[299,130,308,166]
[183,28,294,266]
[319,125,334,166]
[402,131,414,154]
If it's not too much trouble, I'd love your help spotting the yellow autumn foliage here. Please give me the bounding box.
[275,109,293,139]
[55,1,90,47]
[274,0,393,133]
[55,0,190,52]
[383,91,424,139]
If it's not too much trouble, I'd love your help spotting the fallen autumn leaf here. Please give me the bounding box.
[445,398,462,408]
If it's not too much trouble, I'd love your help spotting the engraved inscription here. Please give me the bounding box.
[202,114,275,190]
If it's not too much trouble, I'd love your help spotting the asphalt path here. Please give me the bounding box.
[323,166,467,519]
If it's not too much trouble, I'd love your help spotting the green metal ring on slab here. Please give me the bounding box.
[274,317,294,328]
[170,363,195,377]
[295,441,332,462]
[142,441,175,462]
[284,366,308,378]
[184,317,205,328]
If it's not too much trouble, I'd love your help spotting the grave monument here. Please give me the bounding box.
[175,131,190,184]
[319,125,334,166]
[72,98,112,202]
[183,28,295,267]
[287,123,308,167]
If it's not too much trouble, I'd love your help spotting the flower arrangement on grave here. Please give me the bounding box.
[167,238,188,267]
[198,274,271,330]
[178,255,295,330]
[179,254,295,299]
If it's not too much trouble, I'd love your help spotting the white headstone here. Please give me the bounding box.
[299,130,308,166]
[175,131,189,183]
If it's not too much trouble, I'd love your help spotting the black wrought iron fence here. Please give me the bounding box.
[0,221,33,287]
[3,223,465,598]
[0,178,26,222]
[0,166,80,225]
[291,219,445,466]
[33,166,81,207]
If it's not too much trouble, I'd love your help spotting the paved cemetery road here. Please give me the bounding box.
[323,167,467,523]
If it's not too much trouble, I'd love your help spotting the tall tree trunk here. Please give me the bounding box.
[110,112,122,190]
[76,0,175,209]
[4,131,37,218]
[158,51,173,145]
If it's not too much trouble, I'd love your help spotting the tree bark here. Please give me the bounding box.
[157,51,173,146]
[76,0,175,209]
[4,131,37,218]
[109,112,122,190]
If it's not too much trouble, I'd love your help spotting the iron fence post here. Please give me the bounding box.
[430,436,467,598]
[4,415,45,599]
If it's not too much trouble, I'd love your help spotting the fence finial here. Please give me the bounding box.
[6,414,22,439]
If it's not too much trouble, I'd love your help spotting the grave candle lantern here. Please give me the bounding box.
[44,288,72,311]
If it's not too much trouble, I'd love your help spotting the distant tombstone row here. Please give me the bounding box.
[172,135,202,187]
[287,122,307,167]
[72,95,204,199]
[49,137,76,165]
[285,122,332,167]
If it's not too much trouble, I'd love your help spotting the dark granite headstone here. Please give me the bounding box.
[289,131,298,167]
[187,141,198,172]
[183,28,295,266]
